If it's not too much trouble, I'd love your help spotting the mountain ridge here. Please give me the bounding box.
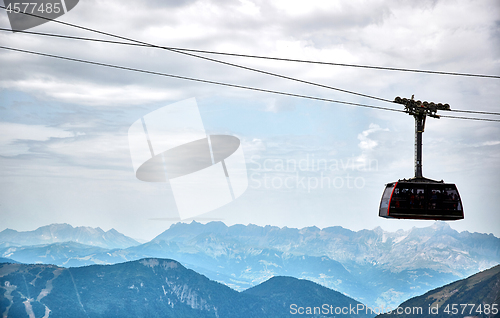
[154,221,499,274]
[1,221,498,309]
[376,264,500,318]
[0,223,140,249]
[0,257,375,318]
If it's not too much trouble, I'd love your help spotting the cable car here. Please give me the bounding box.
[379,178,463,220]
[379,96,464,220]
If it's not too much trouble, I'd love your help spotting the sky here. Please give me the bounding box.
[0,0,499,241]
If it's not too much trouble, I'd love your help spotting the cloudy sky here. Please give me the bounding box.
[0,0,499,240]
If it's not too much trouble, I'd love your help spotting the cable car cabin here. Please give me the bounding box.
[379,180,464,220]
[378,96,465,221]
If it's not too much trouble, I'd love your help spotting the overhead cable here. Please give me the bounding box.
[0,7,393,104]
[0,8,498,118]
[1,27,499,116]
[1,26,499,80]
[0,45,403,112]
[2,45,499,123]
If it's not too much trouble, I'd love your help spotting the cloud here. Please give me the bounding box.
[358,123,389,151]
[0,122,83,156]
[479,141,500,147]
[1,0,498,111]
[264,97,298,113]
[0,77,180,106]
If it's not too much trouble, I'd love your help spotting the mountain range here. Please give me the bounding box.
[1,221,498,309]
[376,264,500,318]
[0,258,375,318]
[0,224,139,249]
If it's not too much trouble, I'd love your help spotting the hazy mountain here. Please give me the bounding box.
[376,264,500,318]
[0,223,140,249]
[145,221,499,307]
[0,241,109,266]
[0,257,18,264]
[0,258,374,318]
[153,221,499,277]
[243,276,375,317]
[1,221,498,309]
